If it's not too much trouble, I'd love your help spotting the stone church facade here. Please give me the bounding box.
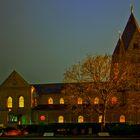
[0,12,140,127]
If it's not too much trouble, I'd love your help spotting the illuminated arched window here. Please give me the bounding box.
[58,115,64,123]
[7,96,12,108]
[111,96,118,105]
[120,115,125,123]
[77,97,83,104]
[94,97,99,104]
[60,98,64,104]
[48,97,53,104]
[19,96,24,108]
[99,115,102,123]
[78,115,84,123]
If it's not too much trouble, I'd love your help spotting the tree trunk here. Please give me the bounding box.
[101,106,106,132]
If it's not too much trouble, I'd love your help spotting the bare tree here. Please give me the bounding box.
[63,54,127,131]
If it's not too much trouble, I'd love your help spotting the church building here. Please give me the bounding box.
[0,11,140,127]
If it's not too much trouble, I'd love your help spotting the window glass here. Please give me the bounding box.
[99,115,102,123]
[120,115,125,123]
[8,114,18,122]
[48,97,53,104]
[60,98,64,104]
[19,96,24,108]
[58,116,64,123]
[40,115,46,121]
[7,96,12,108]
[77,97,83,104]
[94,97,99,104]
[78,115,84,123]
[111,96,118,105]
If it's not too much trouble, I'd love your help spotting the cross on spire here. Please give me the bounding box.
[130,1,134,14]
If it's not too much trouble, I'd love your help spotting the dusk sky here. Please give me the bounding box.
[0,0,140,84]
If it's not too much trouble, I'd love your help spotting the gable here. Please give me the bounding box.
[122,13,140,49]
[0,70,29,88]
[112,38,125,63]
[112,13,140,63]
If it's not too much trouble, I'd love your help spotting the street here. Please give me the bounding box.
[0,136,140,140]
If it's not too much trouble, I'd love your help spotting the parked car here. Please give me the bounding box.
[3,127,21,136]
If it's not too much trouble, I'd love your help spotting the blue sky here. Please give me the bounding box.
[0,0,140,84]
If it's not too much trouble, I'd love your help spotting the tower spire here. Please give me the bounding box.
[130,1,134,14]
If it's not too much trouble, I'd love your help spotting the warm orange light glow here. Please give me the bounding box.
[120,115,125,123]
[40,115,46,121]
[19,96,24,108]
[58,116,64,123]
[111,96,117,104]
[60,98,64,104]
[94,97,99,104]
[48,97,53,104]
[7,96,12,108]
[77,97,83,104]
[99,115,102,123]
[78,115,84,123]
[31,86,35,93]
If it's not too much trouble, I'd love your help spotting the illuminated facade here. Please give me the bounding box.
[0,11,140,127]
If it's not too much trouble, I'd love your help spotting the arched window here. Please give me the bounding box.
[99,115,102,123]
[94,97,99,104]
[19,96,24,108]
[77,97,83,104]
[111,96,118,105]
[78,115,84,123]
[7,96,12,108]
[60,98,64,104]
[48,97,53,104]
[58,115,64,123]
[120,115,125,123]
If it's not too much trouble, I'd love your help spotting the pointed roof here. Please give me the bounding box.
[121,13,140,49]
[113,12,140,58]
[113,37,125,55]
[0,70,29,88]
[112,37,125,62]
